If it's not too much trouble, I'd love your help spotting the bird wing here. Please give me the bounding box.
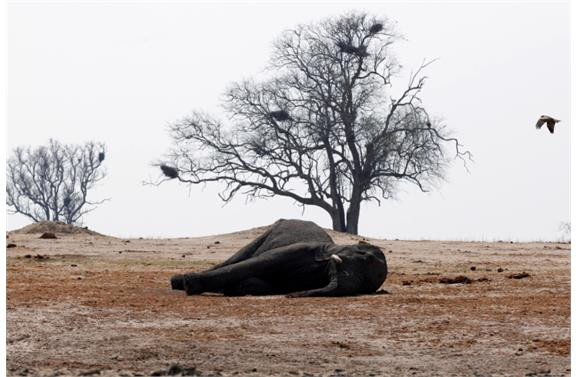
[536,118,546,129]
[547,122,555,134]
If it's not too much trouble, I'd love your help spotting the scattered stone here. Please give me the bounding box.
[526,370,552,377]
[168,364,197,376]
[71,264,78,267]
[24,254,32,258]
[214,241,221,244]
[497,268,504,273]
[34,255,49,260]
[388,250,393,253]
[439,276,472,284]
[508,272,530,279]
[182,254,186,258]
[470,266,476,271]
[7,243,17,248]
[412,260,424,263]
[118,251,123,254]
[39,232,57,239]
[150,364,198,376]
[206,245,211,249]
[402,280,412,286]
[79,369,102,376]
[476,277,490,282]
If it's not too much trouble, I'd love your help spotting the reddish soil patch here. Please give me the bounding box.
[5,228,570,376]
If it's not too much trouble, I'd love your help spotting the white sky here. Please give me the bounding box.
[4,2,571,241]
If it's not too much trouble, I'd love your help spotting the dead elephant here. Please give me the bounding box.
[170,219,388,297]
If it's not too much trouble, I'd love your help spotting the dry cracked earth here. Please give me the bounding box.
[5,222,570,376]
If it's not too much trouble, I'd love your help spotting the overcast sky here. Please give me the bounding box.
[5,2,570,241]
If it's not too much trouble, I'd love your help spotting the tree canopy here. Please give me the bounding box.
[158,11,469,234]
[6,139,107,225]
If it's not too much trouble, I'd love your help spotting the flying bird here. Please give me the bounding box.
[535,115,560,134]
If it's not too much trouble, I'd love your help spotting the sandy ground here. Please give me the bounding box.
[5,224,570,377]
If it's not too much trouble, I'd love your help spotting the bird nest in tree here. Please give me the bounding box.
[160,165,179,179]
[369,23,383,34]
[336,41,370,57]
[269,110,292,122]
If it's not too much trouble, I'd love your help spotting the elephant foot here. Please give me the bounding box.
[182,273,204,295]
[170,274,185,290]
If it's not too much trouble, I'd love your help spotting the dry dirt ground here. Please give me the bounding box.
[5,222,570,377]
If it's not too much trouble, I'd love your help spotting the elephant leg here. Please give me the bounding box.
[207,226,272,271]
[182,242,320,295]
[287,258,340,297]
[223,277,274,296]
[170,274,185,290]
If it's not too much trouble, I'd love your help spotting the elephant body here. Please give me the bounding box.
[171,219,388,297]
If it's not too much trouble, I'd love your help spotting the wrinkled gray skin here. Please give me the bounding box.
[171,219,387,297]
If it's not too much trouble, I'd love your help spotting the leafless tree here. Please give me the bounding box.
[6,139,107,225]
[158,12,470,234]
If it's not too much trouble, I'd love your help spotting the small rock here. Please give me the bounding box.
[402,281,412,286]
[476,277,490,282]
[497,268,504,273]
[470,266,476,271]
[24,254,32,258]
[508,272,530,279]
[214,241,221,244]
[440,275,472,284]
[182,254,186,258]
[6,243,17,248]
[39,232,57,239]
[71,264,78,267]
[168,364,197,376]
[80,369,101,376]
[388,250,392,253]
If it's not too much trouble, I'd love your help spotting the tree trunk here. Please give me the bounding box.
[330,208,347,233]
[345,190,362,235]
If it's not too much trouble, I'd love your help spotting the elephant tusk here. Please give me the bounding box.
[330,254,343,264]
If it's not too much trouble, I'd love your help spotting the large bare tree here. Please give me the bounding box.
[158,12,470,234]
[6,139,107,225]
